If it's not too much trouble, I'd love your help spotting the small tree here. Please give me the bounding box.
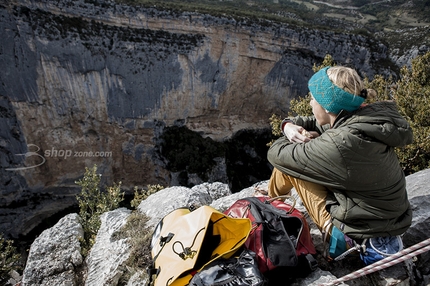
[393,52,430,174]
[0,234,22,285]
[130,184,164,209]
[76,165,124,256]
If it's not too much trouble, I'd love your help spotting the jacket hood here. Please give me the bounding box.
[337,101,413,147]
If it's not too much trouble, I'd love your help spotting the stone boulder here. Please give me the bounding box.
[21,213,84,286]
[138,182,231,228]
[403,169,430,285]
[85,208,132,286]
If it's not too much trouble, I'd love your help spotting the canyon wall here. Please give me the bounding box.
[0,0,391,238]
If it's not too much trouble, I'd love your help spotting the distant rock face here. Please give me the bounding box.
[0,0,394,238]
[20,169,430,286]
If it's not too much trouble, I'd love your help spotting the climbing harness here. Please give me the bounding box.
[322,237,430,286]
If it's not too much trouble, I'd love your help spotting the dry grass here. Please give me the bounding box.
[113,211,153,284]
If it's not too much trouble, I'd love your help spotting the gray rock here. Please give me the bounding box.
[21,213,84,286]
[85,208,132,286]
[292,268,348,286]
[125,270,148,286]
[405,168,430,198]
[210,181,266,212]
[191,182,231,201]
[138,182,227,228]
[403,168,430,282]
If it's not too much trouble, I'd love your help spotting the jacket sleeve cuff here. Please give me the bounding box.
[280,118,294,136]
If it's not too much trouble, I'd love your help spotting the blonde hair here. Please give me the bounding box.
[327,66,377,99]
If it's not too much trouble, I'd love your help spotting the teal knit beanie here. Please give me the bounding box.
[308,67,365,114]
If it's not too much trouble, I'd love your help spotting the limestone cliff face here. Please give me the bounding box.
[0,0,390,238]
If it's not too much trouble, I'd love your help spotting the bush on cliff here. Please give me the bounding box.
[0,234,22,285]
[392,51,430,174]
[270,52,430,175]
[76,165,124,256]
[130,184,164,209]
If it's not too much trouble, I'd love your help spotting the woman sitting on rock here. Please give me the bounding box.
[267,66,413,261]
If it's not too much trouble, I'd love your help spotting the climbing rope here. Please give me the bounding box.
[322,237,430,286]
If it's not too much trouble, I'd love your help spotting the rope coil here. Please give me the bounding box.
[321,237,430,286]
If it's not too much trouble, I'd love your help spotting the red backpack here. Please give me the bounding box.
[224,196,317,275]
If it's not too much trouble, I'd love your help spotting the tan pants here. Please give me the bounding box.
[268,168,332,235]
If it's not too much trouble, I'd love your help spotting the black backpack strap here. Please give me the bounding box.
[244,197,298,267]
[146,265,159,286]
[242,197,265,223]
[244,196,287,219]
[305,253,318,271]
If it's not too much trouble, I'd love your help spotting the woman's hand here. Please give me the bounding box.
[283,123,319,143]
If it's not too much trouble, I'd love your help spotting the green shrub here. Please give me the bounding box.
[76,165,124,256]
[362,52,430,174]
[0,234,22,285]
[130,184,164,209]
[393,52,430,174]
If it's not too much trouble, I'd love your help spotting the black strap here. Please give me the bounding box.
[244,197,289,221]
[152,233,175,262]
[305,253,318,271]
[146,265,159,286]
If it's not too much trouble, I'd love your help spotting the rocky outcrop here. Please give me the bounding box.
[19,168,430,286]
[21,213,84,286]
[85,208,132,286]
[138,182,230,227]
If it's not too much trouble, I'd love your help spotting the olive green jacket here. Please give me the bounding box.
[267,101,413,239]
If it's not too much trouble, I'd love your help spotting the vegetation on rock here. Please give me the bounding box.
[76,165,125,256]
[112,211,153,284]
[115,0,429,54]
[0,234,22,285]
[130,184,164,209]
[392,51,430,174]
